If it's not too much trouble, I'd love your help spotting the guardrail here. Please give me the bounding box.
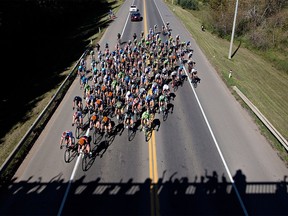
[233,86,288,151]
[0,48,90,186]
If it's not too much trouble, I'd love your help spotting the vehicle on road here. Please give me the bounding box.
[129,5,137,12]
[131,12,142,22]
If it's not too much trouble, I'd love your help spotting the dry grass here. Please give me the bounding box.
[167,3,288,141]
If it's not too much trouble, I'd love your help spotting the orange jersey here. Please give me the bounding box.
[78,138,85,146]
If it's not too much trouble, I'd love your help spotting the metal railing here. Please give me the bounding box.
[0,48,89,185]
[233,86,288,151]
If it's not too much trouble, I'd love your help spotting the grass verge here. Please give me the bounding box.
[165,2,288,163]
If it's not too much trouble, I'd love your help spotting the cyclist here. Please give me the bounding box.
[83,83,91,99]
[166,22,170,30]
[72,109,83,126]
[80,76,88,89]
[90,49,94,60]
[124,102,134,129]
[162,25,166,34]
[145,92,155,109]
[59,130,74,149]
[90,112,100,130]
[158,94,168,113]
[154,24,158,32]
[132,33,137,45]
[77,135,92,157]
[78,64,85,77]
[96,43,100,51]
[191,68,201,83]
[117,33,121,44]
[115,99,124,120]
[95,98,104,113]
[101,115,112,133]
[141,109,152,130]
[73,96,83,110]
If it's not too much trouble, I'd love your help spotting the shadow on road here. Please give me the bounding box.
[0,1,117,141]
[0,170,287,215]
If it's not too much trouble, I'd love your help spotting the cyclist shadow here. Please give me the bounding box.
[133,119,142,131]
[167,103,174,114]
[152,118,161,131]
[115,122,125,136]
[92,140,110,158]
[128,120,142,141]
[169,92,176,101]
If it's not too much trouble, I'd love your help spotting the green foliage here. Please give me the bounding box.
[178,0,199,10]
[198,0,288,72]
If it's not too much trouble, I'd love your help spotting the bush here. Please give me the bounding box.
[178,0,199,10]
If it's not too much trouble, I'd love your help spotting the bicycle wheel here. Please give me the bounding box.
[75,126,80,139]
[118,115,124,124]
[127,127,132,140]
[191,79,198,88]
[82,153,88,171]
[92,130,97,144]
[93,129,102,144]
[128,127,136,141]
[64,148,72,163]
[145,131,148,142]
[163,109,168,121]
[144,126,149,142]
[109,107,115,118]
[173,83,178,92]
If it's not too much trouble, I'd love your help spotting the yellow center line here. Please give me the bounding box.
[143,1,160,216]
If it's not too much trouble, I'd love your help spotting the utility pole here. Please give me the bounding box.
[228,0,239,59]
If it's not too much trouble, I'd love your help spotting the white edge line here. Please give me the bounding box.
[121,12,130,39]
[182,68,249,216]
[57,128,90,216]
[58,4,130,214]
[154,0,249,214]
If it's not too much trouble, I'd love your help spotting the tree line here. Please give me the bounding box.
[177,0,288,51]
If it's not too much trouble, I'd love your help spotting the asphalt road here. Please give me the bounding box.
[0,0,288,215]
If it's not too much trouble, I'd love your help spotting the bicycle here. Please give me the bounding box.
[80,149,94,172]
[159,104,169,121]
[103,104,114,118]
[75,119,84,139]
[60,135,75,150]
[115,110,124,124]
[64,143,78,163]
[191,76,200,88]
[92,126,104,145]
[172,79,181,92]
[125,120,135,141]
[143,123,152,142]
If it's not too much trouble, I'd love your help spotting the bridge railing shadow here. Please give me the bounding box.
[0,170,287,215]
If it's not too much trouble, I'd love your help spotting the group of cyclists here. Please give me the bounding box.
[59,23,200,158]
